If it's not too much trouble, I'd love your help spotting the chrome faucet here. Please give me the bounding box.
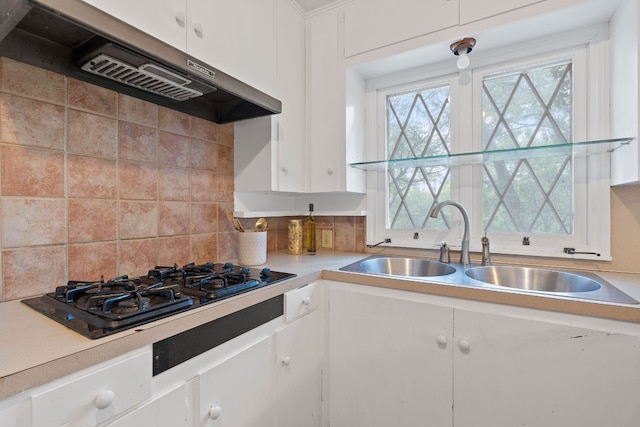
[481,235,492,266]
[439,241,451,264]
[429,200,470,266]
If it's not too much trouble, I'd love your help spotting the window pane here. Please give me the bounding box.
[386,84,450,230]
[482,61,573,234]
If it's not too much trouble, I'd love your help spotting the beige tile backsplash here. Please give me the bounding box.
[0,57,365,301]
[12,53,637,301]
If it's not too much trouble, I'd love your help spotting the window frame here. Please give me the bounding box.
[365,29,611,260]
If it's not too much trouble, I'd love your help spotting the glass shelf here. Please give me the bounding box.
[348,137,634,171]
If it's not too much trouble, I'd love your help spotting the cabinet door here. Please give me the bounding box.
[454,309,640,426]
[82,0,187,51]
[343,0,459,57]
[186,0,277,96]
[198,335,274,427]
[233,0,306,193]
[0,399,30,427]
[31,350,151,427]
[328,285,454,427]
[104,384,190,427]
[275,0,306,192]
[459,0,545,24]
[306,9,343,193]
[274,310,322,427]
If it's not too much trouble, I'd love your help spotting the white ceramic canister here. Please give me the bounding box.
[238,230,267,266]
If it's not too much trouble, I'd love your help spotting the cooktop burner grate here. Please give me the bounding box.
[21,262,295,339]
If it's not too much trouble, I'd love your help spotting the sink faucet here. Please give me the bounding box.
[429,200,470,266]
[481,235,492,266]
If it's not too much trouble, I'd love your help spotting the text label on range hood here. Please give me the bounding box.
[0,0,281,124]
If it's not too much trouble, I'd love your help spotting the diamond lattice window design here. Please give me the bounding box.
[482,61,573,234]
[386,84,451,229]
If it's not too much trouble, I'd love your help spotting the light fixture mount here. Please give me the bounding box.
[450,37,476,56]
[450,37,476,70]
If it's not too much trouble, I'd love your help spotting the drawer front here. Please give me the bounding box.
[284,283,319,322]
[32,350,151,427]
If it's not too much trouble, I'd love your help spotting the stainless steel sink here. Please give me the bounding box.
[465,266,601,293]
[339,256,639,304]
[355,257,456,277]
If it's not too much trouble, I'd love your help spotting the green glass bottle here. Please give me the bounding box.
[306,203,316,255]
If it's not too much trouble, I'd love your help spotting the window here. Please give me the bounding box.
[481,60,573,235]
[386,83,451,230]
[368,38,611,259]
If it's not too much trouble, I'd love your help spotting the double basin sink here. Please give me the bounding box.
[340,256,638,304]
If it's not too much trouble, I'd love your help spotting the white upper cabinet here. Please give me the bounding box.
[274,0,307,192]
[307,8,366,193]
[343,0,459,57]
[186,0,277,96]
[459,0,545,24]
[83,0,277,96]
[82,0,187,51]
[234,0,306,193]
[611,0,640,185]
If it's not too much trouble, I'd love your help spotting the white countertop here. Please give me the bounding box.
[0,250,365,399]
[2,249,640,400]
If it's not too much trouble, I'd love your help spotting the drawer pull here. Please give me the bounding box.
[437,334,448,346]
[209,405,222,420]
[175,12,185,28]
[194,23,204,38]
[302,296,311,306]
[94,390,115,410]
[459,338,471,352]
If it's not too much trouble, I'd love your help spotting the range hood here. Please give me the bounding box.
[0,0,281,124]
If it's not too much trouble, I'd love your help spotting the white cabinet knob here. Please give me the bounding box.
[175,12,185,28]
[282,355,291,366]
[281,167,288,174]
[327,168,334,176]
[436,334,448,346]
[94,390,115,410]
[458,339,471,352]
[209,405,222,420]
[194,23,204,38]
[302,296,311,306]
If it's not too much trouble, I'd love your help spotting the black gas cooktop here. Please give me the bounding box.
[22,262,295,339]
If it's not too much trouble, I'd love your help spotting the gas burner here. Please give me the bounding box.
[178,262,262,299]
[147,265,184,281]
[49,275,190,321]
[22,262,296,339]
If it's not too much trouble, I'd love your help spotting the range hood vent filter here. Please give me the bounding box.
[81,54,204,101]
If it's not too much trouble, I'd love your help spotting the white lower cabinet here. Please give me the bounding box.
[454,309,640,426]
[104,384,190,427]
[325,280,640,427]
[195,283,321,427]
[197,335,275,427]
[274,309,322,427]
[12,279,640,427]
[0,397,30,426]
[31,348,152,427]
[328,284,454,427]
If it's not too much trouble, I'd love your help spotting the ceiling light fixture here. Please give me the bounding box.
[450,37,476,70]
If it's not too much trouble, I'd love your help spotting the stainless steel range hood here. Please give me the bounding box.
[0,0,281,124]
